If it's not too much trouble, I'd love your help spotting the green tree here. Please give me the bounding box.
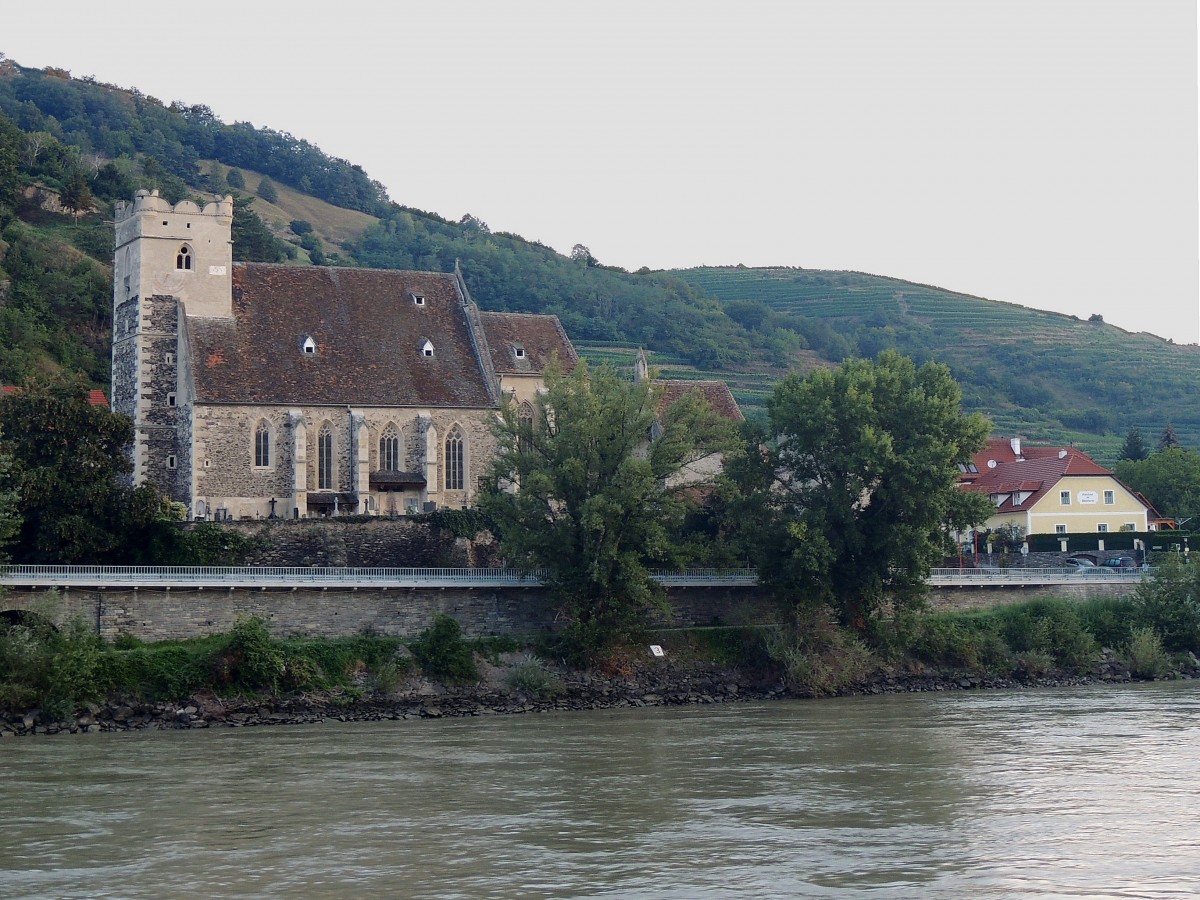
[256,176,278,203]
[479,361,737,655]
[0,424,19,561]
[1118,427,1150,462]
[0,110,23,204]
[1115,447,1200,519]
[58,168,94,221]
[231,197,287,263]
[0,375,166,562]
[1159,423,1180,451]
[738,350,992,630]
[225,167,245,189]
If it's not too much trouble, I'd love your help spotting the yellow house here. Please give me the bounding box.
[960,438,1152,536]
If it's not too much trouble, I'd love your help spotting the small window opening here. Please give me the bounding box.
[411,293,425,306]
[165,352,174,365]
[204,459,210,468]
[167,455,177,469]
[1097,523,1109,533]
[162,220,168,226]
[514,346,526,358]
[421,339,434,357]
[302,336,317,355]
[186,222,192,229]
[167,392,177,407]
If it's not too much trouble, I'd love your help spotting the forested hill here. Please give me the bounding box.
[1,56,1198,462]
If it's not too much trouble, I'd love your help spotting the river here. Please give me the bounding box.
[2,682,1198,899]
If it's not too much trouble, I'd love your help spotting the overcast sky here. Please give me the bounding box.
[4,0,1197,343]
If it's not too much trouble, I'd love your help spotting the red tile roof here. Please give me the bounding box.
[963,438,1123,511]
[2,385,108,407]
[187,265,497,407]
[655,380,744,423]
[479,312,578,375]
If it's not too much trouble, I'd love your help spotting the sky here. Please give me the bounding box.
[4,0,1197,343]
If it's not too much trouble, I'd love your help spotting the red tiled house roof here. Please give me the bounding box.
[963,438,1120,512]
[1,385,108,407]
[186,265,499,407]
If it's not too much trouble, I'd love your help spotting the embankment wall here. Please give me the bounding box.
[1,581,1139,641]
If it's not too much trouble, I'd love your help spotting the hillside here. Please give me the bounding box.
[1,58,1198,465]
[671,267,1200,461]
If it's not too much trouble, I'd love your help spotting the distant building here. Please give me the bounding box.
[1,385,108,407]
[633,349,743,486]
[959,437,1153,536]
[111,190,575,520]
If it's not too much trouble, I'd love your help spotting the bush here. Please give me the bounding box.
[1127,626,1170,679]
[0,611,106,720]
[505,656,565,699]
[1133,556,1200,651]
[764,617,878,697]
[408,615,478,683]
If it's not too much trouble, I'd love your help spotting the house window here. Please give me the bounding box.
[380,425,400,470]
[514,345,526,359]
[318,423,333,490]
[411,293,425,306]
[1055,524,1068,535]
[254,421,271,468]
[176,245,192,271]
[1097,523,1109,533]
[166,392,177,407]
[1104,490,1115,505]
[445,426,464,491]
[1060,490,1071,505]
[421,339,434,357]
[302,336,317,355]
[1121,523,1136,532]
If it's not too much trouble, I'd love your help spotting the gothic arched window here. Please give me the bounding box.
[318,423,334,490]
[518,401,534,454]
[380,425,400,471]
[176,245,193,271]
[254,420,271,468]
[445,426,465,491]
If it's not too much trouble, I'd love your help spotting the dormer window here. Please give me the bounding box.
[302,336,317,355]
[411,293,425,306]
[176,245,193,271]
[421,339,434,357]
[513,345,526,359]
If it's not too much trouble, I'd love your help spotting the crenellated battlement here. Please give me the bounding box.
[115,189,233,223]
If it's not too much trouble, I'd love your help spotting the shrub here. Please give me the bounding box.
[1133,556,1200,651]
[764,617,878,697]
[220,617,286,691]
[505,656,565,699]
[1127,626,1170,679]
[0,612,106,720]
[408,615,478,683]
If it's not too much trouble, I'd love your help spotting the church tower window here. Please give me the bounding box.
[518,401,534,453]
[176,245,193,271]
[318,423,334,490]
[445,426,465,491]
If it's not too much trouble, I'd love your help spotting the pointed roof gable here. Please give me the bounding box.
[963,438,1135,511]
[655,380,745,423]
[186,264,497,407]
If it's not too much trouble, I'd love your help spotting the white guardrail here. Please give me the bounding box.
[0,565,760,589]
[0,565,1151,590]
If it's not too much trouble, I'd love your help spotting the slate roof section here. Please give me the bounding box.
[655,380,744,422]
[187,265,496,407]
[478,312,578,375]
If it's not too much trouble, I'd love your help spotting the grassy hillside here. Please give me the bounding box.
[672,267,1200,463]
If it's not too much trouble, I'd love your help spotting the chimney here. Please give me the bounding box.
[1010,437,1022,457]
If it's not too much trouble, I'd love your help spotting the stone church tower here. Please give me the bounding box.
[111,190,233,500]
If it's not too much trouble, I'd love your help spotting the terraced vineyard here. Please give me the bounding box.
[672,267,1200,464]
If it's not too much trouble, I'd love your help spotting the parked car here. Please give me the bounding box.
[1063,557,1096,569]
[1100,555,1137,570]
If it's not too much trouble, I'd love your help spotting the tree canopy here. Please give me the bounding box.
[0,376,174,563]
[479,361,737,655]
[730,350,992,629]
[1115,447,1200,520]
[1118,427,1150,462]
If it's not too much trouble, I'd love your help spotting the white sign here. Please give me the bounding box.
[649,644,665,657]
[1079,491,1098,504]
[209,265,227,276]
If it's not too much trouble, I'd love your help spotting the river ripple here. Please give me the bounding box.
[2,681,1198,899]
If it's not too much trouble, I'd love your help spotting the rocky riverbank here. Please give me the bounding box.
[6,651,1198,737]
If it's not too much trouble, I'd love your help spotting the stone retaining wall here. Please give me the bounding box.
[1,584,778,641]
